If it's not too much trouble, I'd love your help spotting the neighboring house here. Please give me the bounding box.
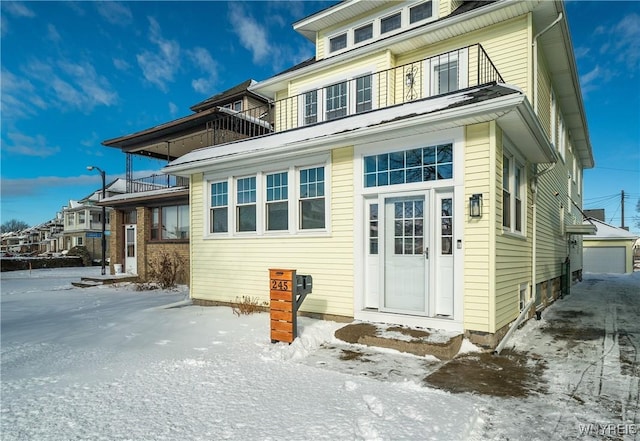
[164,0,595,347]
[583,218,638,274]
[0,216,64,255]
[61,179,126,262]
[100,80,272,283]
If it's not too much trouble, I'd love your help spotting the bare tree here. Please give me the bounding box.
[0,219,30,233]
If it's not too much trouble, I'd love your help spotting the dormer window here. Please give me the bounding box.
[381,12,401,34]
[410,1,433,24]
[354,23,373,44]
[329,33,347,52]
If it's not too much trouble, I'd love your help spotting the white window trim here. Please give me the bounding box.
[424,48,468,97]
[353,22,374,47]
[328,32,348,54]
[298,65,376,126]
[322,1,438,58]
[502,142,527,237]
[203,155,331,239]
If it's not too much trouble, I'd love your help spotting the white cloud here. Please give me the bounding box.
[2,2,35,18]
[137,17,181,91]
[113,58,130,71]
[96,1,133,26]
[228,3,271,64]
[168,102,178,116]
[0,68,41,119]
[46,23,61,43]
[188,47,218,94]
[613,13,640,72]
[4,132,60,158]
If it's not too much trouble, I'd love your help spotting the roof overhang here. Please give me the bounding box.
[566,224,597,235]
[98,187,189,208]
[164,84,555,177]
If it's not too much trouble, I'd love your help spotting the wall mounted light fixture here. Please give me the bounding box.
[405,72,414,88]
[470,193,483,218]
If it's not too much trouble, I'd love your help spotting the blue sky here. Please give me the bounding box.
[1,1,639,233]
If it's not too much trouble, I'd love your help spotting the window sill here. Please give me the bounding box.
[501,229,526,240]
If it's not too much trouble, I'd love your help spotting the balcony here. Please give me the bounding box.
[127,173,189,193]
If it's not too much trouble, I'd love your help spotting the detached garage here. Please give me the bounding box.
[583,218,638,274]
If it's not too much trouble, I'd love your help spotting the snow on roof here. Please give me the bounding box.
[583,218,639,240]
[165,84,522,174]
[100,185,188,204]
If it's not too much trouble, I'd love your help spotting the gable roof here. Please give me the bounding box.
[190,79,266,113]
[583,218,639,240]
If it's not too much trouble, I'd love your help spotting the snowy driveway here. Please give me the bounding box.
[1,267,639,440]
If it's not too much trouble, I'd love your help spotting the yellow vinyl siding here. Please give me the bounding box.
[463,122,493,332]
[536,48,552,138]
[189,147,355,318]
[395,15,529,94]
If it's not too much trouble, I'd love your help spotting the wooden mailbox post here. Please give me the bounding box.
[269,269,312,343]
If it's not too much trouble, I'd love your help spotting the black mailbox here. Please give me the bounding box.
[295,274,313,296]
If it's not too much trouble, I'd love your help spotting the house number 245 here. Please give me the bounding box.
[271,280,290,291]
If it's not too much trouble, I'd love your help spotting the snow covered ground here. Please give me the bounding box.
[1,267,638,440]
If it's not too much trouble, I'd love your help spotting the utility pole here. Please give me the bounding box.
[621,189,625,229]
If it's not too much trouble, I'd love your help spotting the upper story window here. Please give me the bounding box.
[223,100,243,112]
[355,74,372,113]
[381,12,401,34]
[354,23,373,44]
[325,82,348,120]
[78,212,86,225]
[329,33,347,53]
[323,1,438,57]
[303,91,318,125]
[426,49,468,97]
[364,144,453,188]
[410,1,433,24]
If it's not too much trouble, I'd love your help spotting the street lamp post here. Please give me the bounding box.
[87,166,107,276]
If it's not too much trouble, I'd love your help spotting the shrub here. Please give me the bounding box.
[147,250,185,289]
[231,296,268,316]
[67,246,92,266]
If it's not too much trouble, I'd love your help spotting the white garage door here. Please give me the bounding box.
[583,246,626,274]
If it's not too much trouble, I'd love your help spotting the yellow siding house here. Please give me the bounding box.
[165,0,594,347]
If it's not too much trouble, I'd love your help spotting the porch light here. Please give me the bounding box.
[469,194,483,218]
[405,72,415,88]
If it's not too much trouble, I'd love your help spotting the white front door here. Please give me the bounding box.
[380,194,429,315]
[124,224,137,274]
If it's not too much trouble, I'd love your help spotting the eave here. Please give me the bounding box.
[164,84,555,177]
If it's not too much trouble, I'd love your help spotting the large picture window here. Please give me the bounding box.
[299,166,325,229]
[151,204,189,240]
[364,143,453,188]
[236,177,256,232]
[210,181,228,233]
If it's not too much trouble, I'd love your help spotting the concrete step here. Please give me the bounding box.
[72,275,139,288]
[335,322,463,360]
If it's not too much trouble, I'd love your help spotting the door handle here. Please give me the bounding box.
[424,248,429,259]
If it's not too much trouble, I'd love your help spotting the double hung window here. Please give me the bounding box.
[325,82,348,120]
[355,75,372,113]
[502,152,524,233]
[266,172,288,231]
[210,181,228,233]
[303,91,318,125]
[299,167,325,229]
[236,177,256,232]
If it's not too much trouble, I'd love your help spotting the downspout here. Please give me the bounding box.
[494,163,555,356]
[533,12,563,114]
[493,12,565,355]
